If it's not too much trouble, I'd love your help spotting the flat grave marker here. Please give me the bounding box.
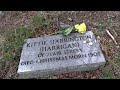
[17,31,106,78]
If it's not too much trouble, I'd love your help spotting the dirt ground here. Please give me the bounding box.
[0,11,120,79]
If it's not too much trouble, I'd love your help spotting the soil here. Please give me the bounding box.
[0,11,120,79]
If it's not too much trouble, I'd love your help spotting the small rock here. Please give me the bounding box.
[83,40,87,43]
[68,18,73,21]
[88,42,93,46]
[97,36,100,40]
[97,36,101,43]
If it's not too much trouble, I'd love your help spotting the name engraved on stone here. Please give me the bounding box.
[17,31,106,78]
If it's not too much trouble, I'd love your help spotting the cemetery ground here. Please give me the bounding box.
[0,11,120,79]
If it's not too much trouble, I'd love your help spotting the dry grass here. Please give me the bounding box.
[0,11,120,79]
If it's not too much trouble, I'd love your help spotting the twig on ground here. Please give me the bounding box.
[106,29,118,45]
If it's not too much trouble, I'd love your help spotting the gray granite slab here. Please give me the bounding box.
[17,31,106,78]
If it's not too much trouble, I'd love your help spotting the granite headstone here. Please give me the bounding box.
[17,31,106,78]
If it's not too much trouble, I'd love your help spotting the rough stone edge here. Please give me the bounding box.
[18,62,105,79]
